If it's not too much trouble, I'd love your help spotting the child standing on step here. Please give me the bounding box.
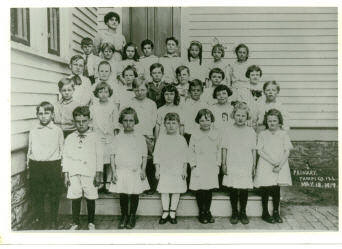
[146,63,167,108]
[140,39,159,82]
[230,43,251,90]
[81,37,100,85]
[189,109,221,224]
[175,65,191,104]
[186,40,208,83]
[63,106,103,230]
[154,113,188,224]
[117,42,142,85]
[221,102,256,225]
[109,107,149,229]
[28,101,64,230]
[254,109,293,224]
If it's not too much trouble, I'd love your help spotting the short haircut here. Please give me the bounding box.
[58,77,74,91]
[93,82,113,98]
[122,65,138,78]
[81,37,93,47]
[189,79,203,92]
[175,65,190,76]
[263,80,280,93]
[231,101,251,120]
[141,39,154,50]
[98,60,112,71]
[213,85,233,99]
[235,43,249,59]
[160,84,180,106]
[209,67,225,80]
[73,106,90,119]
[195,108,215,124]
[245,65,262,78]
[165,36,179,46]
[122,42,140,61]
[188,40,203,65]
[263,108,284,129]
[164,112,180,124]
[101,42,116,53]
[36,101,54,114]
[104,11,120,24]
[211,43,225,58]
[70,55,85,65]
[150,63,164,75]
[132,77,148,89]
[119,107,139,124]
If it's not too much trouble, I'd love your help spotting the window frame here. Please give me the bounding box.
[47,8,60,56]
[10,8,30,46]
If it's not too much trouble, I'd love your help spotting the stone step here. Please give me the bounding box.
[59,192,274,217]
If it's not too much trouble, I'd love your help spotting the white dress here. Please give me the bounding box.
[153,134,188,193]
[182,98,210,134]
[156,104,185,135]
[189,129,221,190]
[211,103,235,132]
[108,132,149,194]
[221,125,256,189]
[207,59,232,86]
[254,130,293,187]
[230,60,252,89]
[186,59,209,82]
[90,100,119,164]
[256,100,290,131]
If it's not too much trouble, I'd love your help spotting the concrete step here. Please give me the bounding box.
[59,191,274,217]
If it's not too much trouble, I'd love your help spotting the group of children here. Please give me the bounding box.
[27,11,293,231]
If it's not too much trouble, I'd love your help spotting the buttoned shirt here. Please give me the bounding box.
[28,122,64,161]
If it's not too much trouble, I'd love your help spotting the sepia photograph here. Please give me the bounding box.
[9,5,338,237]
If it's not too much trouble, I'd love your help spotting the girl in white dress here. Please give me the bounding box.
[189,109,221,224]
[154,113,188,224]
[186,41,208,83]
[207,43,232,86]
[202,68,226,105]
[254,109,293,224]
[90,82,120,193]
[221,102,257,225]
[155,84,185,139]
[230,43,252,90]
[109,107,149,229]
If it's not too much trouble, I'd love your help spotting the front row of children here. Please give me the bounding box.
[28,99,292,230]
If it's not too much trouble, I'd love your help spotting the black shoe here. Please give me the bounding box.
[262,213,275,224]
[169,210,177,224]
[118,215,128,229]
[230,213,239,225]
[159,211,169,225]
[273,211,283,223]
[126,215,136,229]
[206,211,215,223]
[199,211,208,224]
[239,211,249,225]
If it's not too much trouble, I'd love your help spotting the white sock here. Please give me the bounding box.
[161,193,170,218]
[170,193,180,218]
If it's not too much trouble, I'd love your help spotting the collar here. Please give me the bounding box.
[76,129,91,138]
[60,98,73,105]
[163,53,179,58]
[37,122,54,129]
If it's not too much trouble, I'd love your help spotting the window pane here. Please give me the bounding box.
[10,8,30,46]
[47,8,60,55]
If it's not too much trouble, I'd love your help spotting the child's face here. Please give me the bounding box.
[237,47,248,62]
[267,115,280,131]
[166,40,178,54]
[177,69,189,85]
[164,91,175,104]
[103,48,114,60]
[70,59,84,75]
[249,71,261,85]
[60,84,74,101]
[133,84,147,100]
[164,119,179,134]
[98,87,110,102]
[74,115,90,134]
[37,107,54,126]
[264,84,278,102]
[211,73,223,86]
[189,85,202,101]
[142,44,153,57]
[234,109,248,126]
[216,90,228,105]
[122,114,135,132]
[106,17,119,30]
[82,44,93,55]
[198,114,212,131]
[126,46,135,59]
[98,64,111,81]
[213,48,223,61]
[123,70,135,85]
[151,67,163,83]
[189,45,200,59]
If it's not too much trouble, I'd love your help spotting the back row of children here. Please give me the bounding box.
[27,10,292,230]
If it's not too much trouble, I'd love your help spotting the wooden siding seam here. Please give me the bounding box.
[74,7,98,27]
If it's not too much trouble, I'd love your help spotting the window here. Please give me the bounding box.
[47,8,60,56]
[10,8,30,46]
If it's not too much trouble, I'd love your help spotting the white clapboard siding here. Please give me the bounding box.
[71,7,98,54]
[182,7,337,128]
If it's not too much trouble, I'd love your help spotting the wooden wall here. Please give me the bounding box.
[181,7,337,128]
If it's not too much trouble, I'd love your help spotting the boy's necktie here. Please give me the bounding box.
[72,75,82,85]
[83,55,89,77]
